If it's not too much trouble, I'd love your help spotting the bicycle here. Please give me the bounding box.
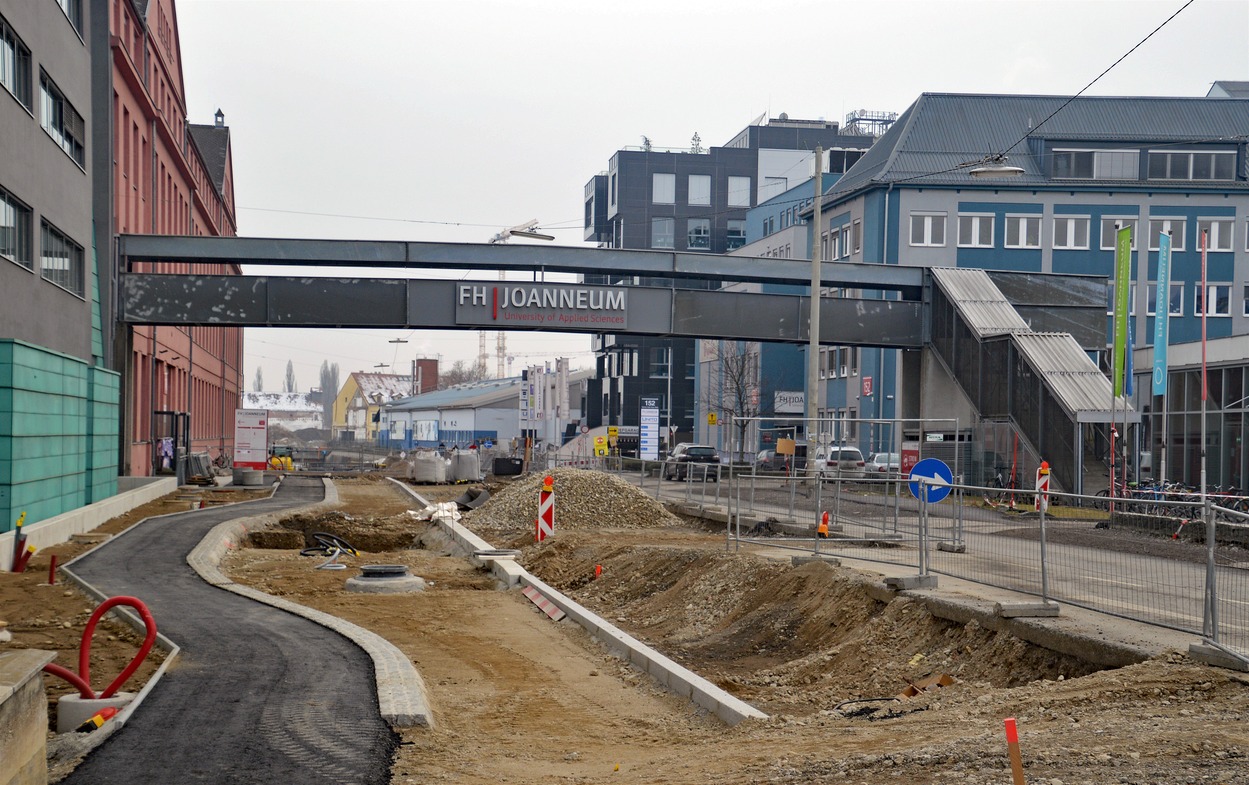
[984,466,1021,507]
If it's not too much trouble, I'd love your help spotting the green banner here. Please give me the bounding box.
[1111,226,1132,396]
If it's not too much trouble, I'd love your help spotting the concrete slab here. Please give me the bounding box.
[996,601,1062,618]
[884,574,939,590]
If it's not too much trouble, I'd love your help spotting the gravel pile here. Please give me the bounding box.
[465,468,679,531]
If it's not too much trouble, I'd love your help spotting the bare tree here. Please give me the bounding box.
[438,359,489,389]
[253,366,263,392]
[319,361,340,429]
[700,341,763,463]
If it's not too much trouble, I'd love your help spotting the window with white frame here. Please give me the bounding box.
[1053,216,1090,249]
[1195,284,1231,317]
[1,14,32,109]
[819,348,829,378]
[651,217,674,249]
[687,218,710,250]
[1147,219,1187,251]
[957,214,994,248]
[688,174,711,206]
[1106,281,1137,315]
[40,220,83,296]
[0,185,32,269]
[1005,215,1041,249]
[727,176,751,207]
[726,219,746,251]
[1146,282,1184,316]
[909,212,946,247]
[1197,218,1233,251]
[56,0,83,35]
[1100,218,1139,250]
[40,72,85,167]
[1053,149,1139,180]
[649,346,671,378]
[839,227,852,259]
[1148,151,1236,181]
[852,219,862,254]
[652,173,675,204]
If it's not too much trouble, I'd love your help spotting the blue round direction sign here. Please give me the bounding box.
[909,458,953,504]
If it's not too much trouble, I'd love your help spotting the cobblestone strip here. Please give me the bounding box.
[186,478,434,728]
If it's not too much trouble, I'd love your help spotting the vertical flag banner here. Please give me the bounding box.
[1125,319,1135,398]
[1151,232,1172,396]
[1111,226,1132,396]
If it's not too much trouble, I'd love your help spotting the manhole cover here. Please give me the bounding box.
[359,564,410,579]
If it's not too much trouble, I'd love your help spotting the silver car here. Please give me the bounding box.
[814,446,866,479]
[865,452,901,476]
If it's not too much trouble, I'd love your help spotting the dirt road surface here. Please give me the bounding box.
[219,475,1249,785]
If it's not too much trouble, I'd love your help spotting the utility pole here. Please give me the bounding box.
[806,147,824,474]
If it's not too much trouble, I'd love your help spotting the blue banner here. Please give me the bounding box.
[1151,232,1172,396]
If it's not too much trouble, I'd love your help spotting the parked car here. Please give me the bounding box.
[755,444,807,474]
[865,452,901,476]
[664,444,721,480]
[813,445,866,479]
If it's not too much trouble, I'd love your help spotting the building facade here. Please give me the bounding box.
[813,91,1249,490]
[105,0,243,476]
[0,0,120,529]
[582,116,874,455]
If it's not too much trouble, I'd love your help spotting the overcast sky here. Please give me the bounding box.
[175,0,1249,393]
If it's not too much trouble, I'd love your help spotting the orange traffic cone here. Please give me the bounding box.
[817,511,829,539]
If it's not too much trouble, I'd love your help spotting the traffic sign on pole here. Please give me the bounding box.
[909,458,953,504]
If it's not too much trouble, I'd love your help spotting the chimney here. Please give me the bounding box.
[214,108,224,128]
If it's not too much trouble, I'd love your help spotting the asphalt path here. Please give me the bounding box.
[63,477,396,785]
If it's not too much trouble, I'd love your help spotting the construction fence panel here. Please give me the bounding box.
[1210,506,1249,656]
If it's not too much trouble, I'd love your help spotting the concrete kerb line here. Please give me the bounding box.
[50,480,286,763]
[185,477,434,729]
[386,478,769,726]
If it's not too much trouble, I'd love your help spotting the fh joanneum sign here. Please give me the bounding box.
[455,283,628,328]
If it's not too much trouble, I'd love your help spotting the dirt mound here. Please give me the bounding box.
[517,531,1103,717]
[464,468,679,532]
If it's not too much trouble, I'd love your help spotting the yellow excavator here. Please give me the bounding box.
[268,444,294,471]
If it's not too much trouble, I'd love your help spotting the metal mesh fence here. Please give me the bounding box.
[593,462,1248,665]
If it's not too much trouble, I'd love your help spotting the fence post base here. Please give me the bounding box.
[995,601,1061,618]
[936,541,966,553]
[1189,642,1249,672]
[885,575,938,590]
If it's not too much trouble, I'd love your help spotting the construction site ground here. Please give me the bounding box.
[5,474,1248,784]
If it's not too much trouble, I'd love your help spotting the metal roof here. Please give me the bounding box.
[828,92,1249,199]
[1011,332,1135,423]
[387,369,593,412]
[930,268,1029,338]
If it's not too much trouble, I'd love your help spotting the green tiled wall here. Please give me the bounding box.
[0,341,119,532]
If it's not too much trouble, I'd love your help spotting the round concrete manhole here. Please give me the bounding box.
[346,564,426,594]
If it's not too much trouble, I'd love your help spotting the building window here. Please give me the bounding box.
[1,15,32,109]
[1004,216,1041,249]
[652,173,675,205]
[651,217,674,249]
[40,220,84,296]
[1053,216,1089,249]
[1106,282,1137,316]
[609,173,616,207]
[957,214,994,248]
[649,346,670,378]
[0,185,32,269]
[1100,218,1138,250]
[1148,151,1236,181]
[1195,284,1231,317]
[726,219,746,251]
[852,219,862,254]
[56,0,83,35]
[1146,282,1184,316]
[1197,218,1233,251]
[688,174,711,206]
[1146,219,1186,252]
[909,213,946,247]
[1053,149,1139,180]
[40,72,85,167]
[1244,284,1249,318]
[822,229,838,261]
[687,218,710,250]
[727,176,751,208]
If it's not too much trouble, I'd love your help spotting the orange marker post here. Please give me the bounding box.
[1004,717,1026,785]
